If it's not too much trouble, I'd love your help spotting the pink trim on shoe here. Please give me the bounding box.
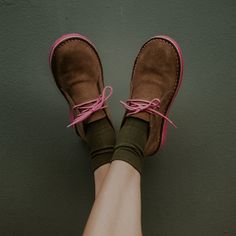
[151,35,184,148]
[121,35,184,150]
[48,33,113,138]
[67,86,113,127]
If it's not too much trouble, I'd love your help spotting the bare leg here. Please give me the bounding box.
[83,160,142,236]
[94,163,110,197]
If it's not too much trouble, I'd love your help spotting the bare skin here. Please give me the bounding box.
[84,160,142,236]
[94,163,111,197]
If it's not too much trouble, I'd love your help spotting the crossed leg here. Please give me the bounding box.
[84,161,142,236]
[49,33,183,236]
[94,163,111,197]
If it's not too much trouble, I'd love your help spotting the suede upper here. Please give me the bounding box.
[51,38,113,140]
[127,37,181,155]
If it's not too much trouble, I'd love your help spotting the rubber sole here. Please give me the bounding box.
[151,35,184,148]
[49,34,184,147]
[48,33,103,136]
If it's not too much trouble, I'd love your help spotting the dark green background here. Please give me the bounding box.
[0,0,235,235]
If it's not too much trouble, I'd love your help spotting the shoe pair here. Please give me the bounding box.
[49,33,183,156]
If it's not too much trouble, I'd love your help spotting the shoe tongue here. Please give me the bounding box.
[63,76,100,105]
[66,82,106,123]
[130,112,150,122]
[132,74,163,101]
[130,74,164,123]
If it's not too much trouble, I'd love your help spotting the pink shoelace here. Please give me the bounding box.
[67,86,113,127]
[120,98,177,128]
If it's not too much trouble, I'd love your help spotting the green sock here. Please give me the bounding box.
[85,118,116,172]
[111,117,149,174]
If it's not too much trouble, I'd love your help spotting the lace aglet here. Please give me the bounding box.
[168,120,177,128]
[67,123,74,128]
[120,100,126,105]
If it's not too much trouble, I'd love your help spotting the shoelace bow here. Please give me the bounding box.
[120,98,177,128]
[67,86,113,127]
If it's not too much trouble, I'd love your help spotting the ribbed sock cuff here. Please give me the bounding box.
[111,117,148,174]
[85,118,116,172]
[91,150,114,172]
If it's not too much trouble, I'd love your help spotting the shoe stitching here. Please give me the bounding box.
[50,37,108,137]
[131,38,180,152]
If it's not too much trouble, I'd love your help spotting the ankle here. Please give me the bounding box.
[110,160,141,178]
[94,163,110,196]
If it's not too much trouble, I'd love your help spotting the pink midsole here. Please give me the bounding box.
[48,33,98,135]
[151,35,184,148]
[49,34,184,148]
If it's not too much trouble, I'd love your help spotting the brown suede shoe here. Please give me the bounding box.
[121,35,184,156]
[49,33,113,139]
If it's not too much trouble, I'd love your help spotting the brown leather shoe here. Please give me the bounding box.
[121,35,184,156]
[49,33,113,139]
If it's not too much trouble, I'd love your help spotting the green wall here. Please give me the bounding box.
[0,0,235,235]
